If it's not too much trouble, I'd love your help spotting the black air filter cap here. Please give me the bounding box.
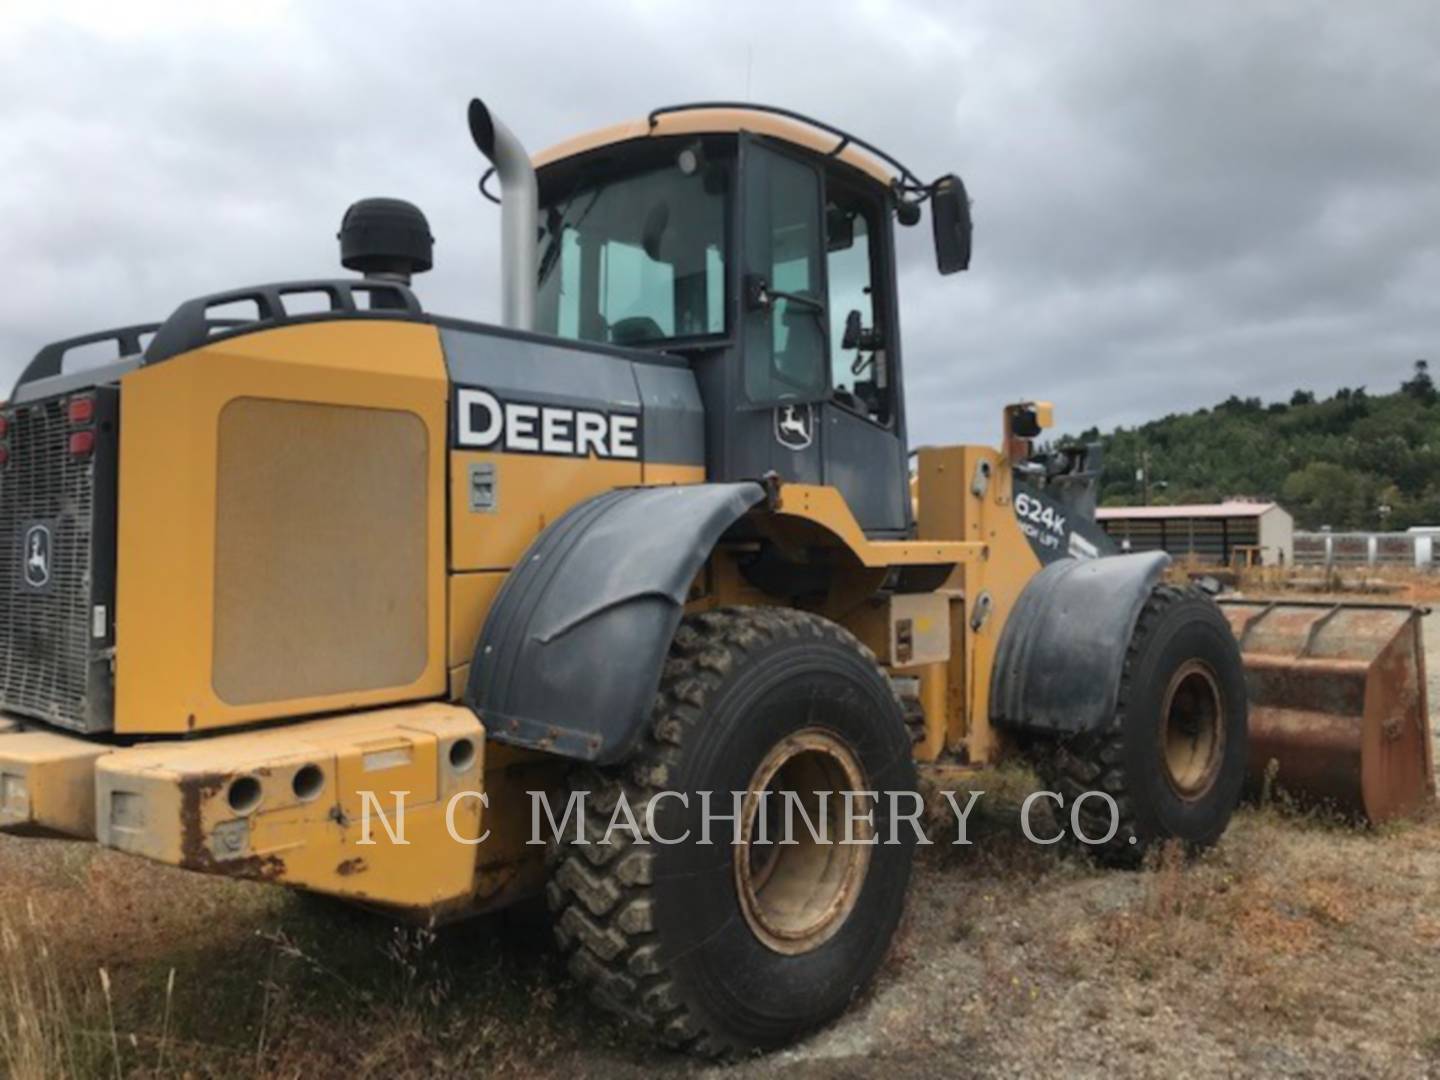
[338,197,434,277]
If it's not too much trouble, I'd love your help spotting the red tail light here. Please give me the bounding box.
[0,414,8,438]
[68,396,95,425]
[69,430,96,457]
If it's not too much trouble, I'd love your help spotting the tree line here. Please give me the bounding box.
[1062,361,1438,531]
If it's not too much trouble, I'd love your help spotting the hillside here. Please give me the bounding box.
[1063,361,1440,531]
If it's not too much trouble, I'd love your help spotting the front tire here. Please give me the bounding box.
[1029,584,1248,867]
[545,607,918,1058]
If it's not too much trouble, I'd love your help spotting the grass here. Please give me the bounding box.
[1,787,1438,1077]
[1231,562,1440,603]
[0,901,94,1079]
[1423,1030,1440,1061]
[0,839,627,1078]
[889,776,1440,1076]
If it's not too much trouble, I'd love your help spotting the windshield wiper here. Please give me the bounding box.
[537,186,603,287]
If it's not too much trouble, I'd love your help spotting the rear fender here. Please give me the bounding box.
[991,552,1170,735]
[466,483,766,764]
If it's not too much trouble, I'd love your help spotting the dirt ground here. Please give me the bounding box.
[1,615,1437,1079]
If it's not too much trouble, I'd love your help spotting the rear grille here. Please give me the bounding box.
[0,391,117,732]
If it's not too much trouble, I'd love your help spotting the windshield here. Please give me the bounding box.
[535,161,727,347]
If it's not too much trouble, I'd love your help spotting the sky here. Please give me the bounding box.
[1,1,1436,445]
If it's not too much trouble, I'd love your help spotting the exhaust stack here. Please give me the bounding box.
[468,98,538,331]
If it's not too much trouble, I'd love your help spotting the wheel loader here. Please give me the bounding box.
[0,99,1431,1057]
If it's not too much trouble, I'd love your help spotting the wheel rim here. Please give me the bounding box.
[734,729,872,956]
[1160,659,1226,799]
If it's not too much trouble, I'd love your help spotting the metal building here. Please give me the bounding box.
[1096,501,1295,567]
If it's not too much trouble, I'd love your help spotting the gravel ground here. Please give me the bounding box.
[735,608,1440,1079]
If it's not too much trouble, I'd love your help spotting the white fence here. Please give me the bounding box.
[1294,531,1435,569]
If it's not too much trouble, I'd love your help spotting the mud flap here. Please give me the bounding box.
[990,551,1171,735]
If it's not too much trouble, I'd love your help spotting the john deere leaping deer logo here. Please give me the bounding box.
[774,404,814,451]
[23,524,51,589]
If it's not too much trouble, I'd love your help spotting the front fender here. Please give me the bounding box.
[990,552,1171,735]
[466,482,766,764]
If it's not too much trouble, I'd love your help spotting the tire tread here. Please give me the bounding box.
[544,605,898,1059]
[1033,583,1215,868]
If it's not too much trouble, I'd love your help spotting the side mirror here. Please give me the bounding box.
[930,174,972,274]
[1011,407,1042,439]
[1006,401,1053,440]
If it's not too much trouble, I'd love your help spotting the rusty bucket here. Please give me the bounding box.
[1218,600,1434,823]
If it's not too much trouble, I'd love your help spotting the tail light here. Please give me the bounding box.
[0,395,100,463]
[68,396,95,425]
[67,394,96,457]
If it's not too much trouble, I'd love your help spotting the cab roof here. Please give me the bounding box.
[532,103,919,192]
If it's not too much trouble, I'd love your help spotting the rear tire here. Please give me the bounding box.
[545,607,918,1058]
[1029,584,1248,867]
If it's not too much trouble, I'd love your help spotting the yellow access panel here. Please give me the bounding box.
[445,459,703,697]
[115,321,450,735]
[449,450,641,571]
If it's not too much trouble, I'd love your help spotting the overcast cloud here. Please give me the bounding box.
[1,1,1436,444]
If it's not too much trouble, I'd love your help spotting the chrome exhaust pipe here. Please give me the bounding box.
[467,98,538,331]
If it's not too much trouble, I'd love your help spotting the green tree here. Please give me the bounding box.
[1080,364,1437,524]
[1401,359,1437,406]
[1282,462,1367,529]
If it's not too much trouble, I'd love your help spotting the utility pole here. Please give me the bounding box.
[1136,448,1151,506]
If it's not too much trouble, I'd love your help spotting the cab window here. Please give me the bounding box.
[743,143,828,403]
[536,162,727,346]
[826,193,891,425]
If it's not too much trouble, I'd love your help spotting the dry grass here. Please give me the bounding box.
[752,772,1440,1078]
[1233,562,1440,603]
[1,778,1438,1077]
[0,838,640,1079]
[0,901,92,1079]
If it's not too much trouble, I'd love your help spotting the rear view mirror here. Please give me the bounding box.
[930,174,972,274]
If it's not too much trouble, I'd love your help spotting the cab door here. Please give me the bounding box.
[729,135,829,487]
[729,136,911,536]
[817,175,911,535]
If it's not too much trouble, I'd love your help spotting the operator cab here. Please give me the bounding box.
[530,104,970,538]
